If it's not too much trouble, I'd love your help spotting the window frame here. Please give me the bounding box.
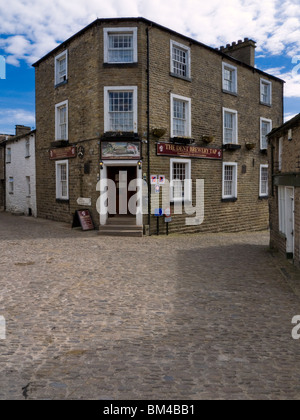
[259,164,269,198]
[25,138,30,158]
[55,160,69,200]
[54,50,68,86]
[222,62,237,94]
[170,93,192,138]
[104,86,138,133]
[170,40,191,79]
[222,162,238,200]
[260,117,272,150]
[26,176,31,197]
[6,147,11,164]
[223,108,238,145]
[8,177,14,194]
[260,78,272,106]
[170,158,192,203]
[55,100,68,141]
[103,27,138,64]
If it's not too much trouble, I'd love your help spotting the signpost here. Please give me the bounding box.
[154,208,163,236]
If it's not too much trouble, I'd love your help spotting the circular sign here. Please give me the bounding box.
[164,208,171,217]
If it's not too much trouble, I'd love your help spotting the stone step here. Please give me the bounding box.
[107,217,137,226]
[98,228,143,237]
[100,224,142,231]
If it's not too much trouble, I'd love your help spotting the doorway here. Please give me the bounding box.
[107,166,137,217]
[285,187,294,257]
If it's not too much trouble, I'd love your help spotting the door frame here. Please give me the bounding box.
[99,160,143,226]
[285,186,295,257]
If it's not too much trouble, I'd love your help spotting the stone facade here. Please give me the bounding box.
[33,17,284,234]
[268,114,300,265]
[5,127,37,217]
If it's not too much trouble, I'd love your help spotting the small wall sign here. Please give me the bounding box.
[50,146,77,160]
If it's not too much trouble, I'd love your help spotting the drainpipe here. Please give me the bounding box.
[146,26,152,234]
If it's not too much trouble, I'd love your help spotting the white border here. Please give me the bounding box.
[223,107,238,144]
[54,50,68,86]
[103,27,138,64]
[170,93,192,138]
[104,86,138,133]
[222,162,238,199]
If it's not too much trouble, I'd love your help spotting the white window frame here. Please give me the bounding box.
[223,108,238,144]
[259,164,269,197]
[104,86,138,133]
[222,62,237,94]
[260,78,272,105]
[222,162,238,200]
[170,158,192,202]
[55,100,68,141]
[55,50,68,86]
[25,138,30,158]
[278,137,283,171]
[26,176,31,197]
[55,160,69,200]
[8,177,14,194]
[170,93,192,138]
[170,40,191,79]
[260,117,272,150]
[6,147,11,163]
[103,27,138,64]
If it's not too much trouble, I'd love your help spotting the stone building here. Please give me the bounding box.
[33,17,284,235]
[0,133,13,211]
[268,114,300,264]
[5,126,37,217]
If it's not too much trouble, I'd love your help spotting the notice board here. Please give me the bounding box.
[72,210,95,231]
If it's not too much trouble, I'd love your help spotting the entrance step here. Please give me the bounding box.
[98,216,143,237]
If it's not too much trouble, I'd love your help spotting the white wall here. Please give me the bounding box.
[6,133,37,217]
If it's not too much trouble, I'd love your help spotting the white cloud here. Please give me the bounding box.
[0,109,35,134]
[0,0,300,66]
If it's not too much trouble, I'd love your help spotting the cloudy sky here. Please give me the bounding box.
[0,0,299,133]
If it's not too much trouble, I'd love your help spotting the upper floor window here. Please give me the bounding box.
[171,94,191,138]
[25,139,30,158]
[260,79,272,105]
[104,86,138,133]
[55,100,68,141]
[6,147,11,163]
[8,177,14,194]
[170,41,191,79]
[222,63,237,94]
[104,28,138,64]
[260,118,272,150]
[223,108,238,144]
[55,51,68,86]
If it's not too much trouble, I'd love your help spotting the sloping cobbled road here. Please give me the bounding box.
[0,212,300,400]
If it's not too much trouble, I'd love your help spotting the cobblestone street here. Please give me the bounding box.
[0,212,300,400]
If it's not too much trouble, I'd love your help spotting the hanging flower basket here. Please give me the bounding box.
[152,128,167,138]
[202,135,215,144]
[245,142,256,150]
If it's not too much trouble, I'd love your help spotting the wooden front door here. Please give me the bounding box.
[107,166,137,216]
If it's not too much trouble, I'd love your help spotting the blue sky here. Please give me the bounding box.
[0,0,299,134]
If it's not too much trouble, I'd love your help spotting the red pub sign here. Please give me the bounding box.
[49,146,77,160]
[157,142,222,160]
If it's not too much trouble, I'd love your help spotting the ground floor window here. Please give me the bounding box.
[8,177,14,194]
[222,162,237,200]
[170,158,191,202]
[259,165,268,197]
[55,160,69,200]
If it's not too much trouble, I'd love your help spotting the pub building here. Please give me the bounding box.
[33,17,284,236]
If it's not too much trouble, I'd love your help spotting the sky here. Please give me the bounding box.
[0,0,299,134]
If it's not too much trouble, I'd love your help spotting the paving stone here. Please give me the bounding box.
[0,212,300,400]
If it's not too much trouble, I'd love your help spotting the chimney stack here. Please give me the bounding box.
[15,125,31,137]
[218,38,257,67]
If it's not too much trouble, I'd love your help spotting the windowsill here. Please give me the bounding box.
[9,192,14,195]
[222,89,238,97]
[55,80,68,88]
[26,196,31,198]
[170,72,192,82]
[260,149,268,154]
[222,197,237,203]
[259,195,269,200]
[51,140,69,148]
[171,199,192,204]
[6,162,11,164]
[223,143,241,151]
[103,62,138,68]
[260,101,272,107]
[56,199,69,204]
[25,155,31,159]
